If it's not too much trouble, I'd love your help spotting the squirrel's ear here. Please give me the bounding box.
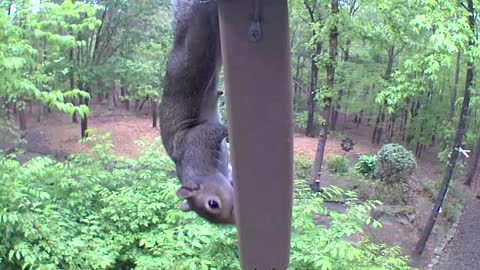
[180,202,192,212]
[176,182,199,199]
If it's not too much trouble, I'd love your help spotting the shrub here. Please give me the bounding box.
[355,154,377,179]
[375,143,416,184]
[0,135,416,270]
[326,154,349,174]
[375,181,410,205]
[344,169,377,201]
[294,153,313,179]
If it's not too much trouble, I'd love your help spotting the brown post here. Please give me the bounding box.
[218,0,293,269]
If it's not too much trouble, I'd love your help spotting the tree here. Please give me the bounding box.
[0,0,98,132]
[309,0,339,186]
[413,0,477,256]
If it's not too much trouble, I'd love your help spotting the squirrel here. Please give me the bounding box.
[159,0,235,225]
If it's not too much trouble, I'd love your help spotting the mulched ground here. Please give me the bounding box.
[437,192,480,270]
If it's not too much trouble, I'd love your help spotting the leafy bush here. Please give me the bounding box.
[294,153,313,179]
[326,154,349,174]
[355,154,378,179]
[343,169,377,201]
[375,143,416,184]
[374,181,410,205]
[0,135,416,270]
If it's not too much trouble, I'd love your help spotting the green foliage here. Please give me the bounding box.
[375,144,417,184]
[419,179,464,222]
[326,154,349,174]
[0,135,415,270]
[295,111,309,130]
[342,169,377,201]
[374,181,410,205]
[0,0,99,117]
[355,154,378,179]
[294,153,313,179]
[294,110,322,131]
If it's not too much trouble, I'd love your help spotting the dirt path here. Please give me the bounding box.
[437,193,480,270]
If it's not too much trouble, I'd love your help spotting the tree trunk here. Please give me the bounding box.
[389,116,396,140]
[134,99,140,111]
[465,136,480,186]
[376,109,385,145]
[81,113,88,138]
[79,83,89,139]
[309,0,338,187]
[384,46,395,81]
[294,54,302,96]
[310,107,333,186]
[372,107,382,144]
[330,109,339,130]
[108,81,120,111]
[72,99,78,123]
[69,60,78,123]
[414,0,475,256]
[305,41,322,137]
[355,111,362,128]
[152,102,158,128]
[37,102,41,122]
[138,96,149,112]
[18,107,26,131]
[449,50,461,121]
[121,86,130,111]
[401,109,408,142]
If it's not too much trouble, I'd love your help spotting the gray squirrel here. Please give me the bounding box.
[159,0,235,225]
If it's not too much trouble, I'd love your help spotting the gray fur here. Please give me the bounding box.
[159,0,234,225]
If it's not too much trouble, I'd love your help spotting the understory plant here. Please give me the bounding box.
[375,143,417,183]
[0,134,416,270]
[355,154,377,179]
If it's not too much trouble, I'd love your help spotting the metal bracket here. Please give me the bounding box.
[248,0,262,42]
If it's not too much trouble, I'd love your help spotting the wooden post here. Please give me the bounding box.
[218,0,293,269]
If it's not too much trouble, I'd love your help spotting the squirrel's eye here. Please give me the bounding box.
[208,200,219,209]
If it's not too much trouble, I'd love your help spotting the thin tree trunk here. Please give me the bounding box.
[152,102,158,128]
[401,109,408,142]
[305,42,321,137]
[465,136,480,186]
[72,99,78,123]
[310,0,338,186]
[372,107,382,144]
[37,102,41,122]
[376,109,385,145]
[294,54,302,95]
[330,109,339,130]
[449,50,461,121]
[310,107,333,186]
[414,0,475,256]
[138,96,149,112]
[134,99,140,111]
[79,82,89,139]
[18,107,26,131]
[121,86,130,110]
[390,116,396,140]
[356,110,362,128]
[69,53,78,123]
